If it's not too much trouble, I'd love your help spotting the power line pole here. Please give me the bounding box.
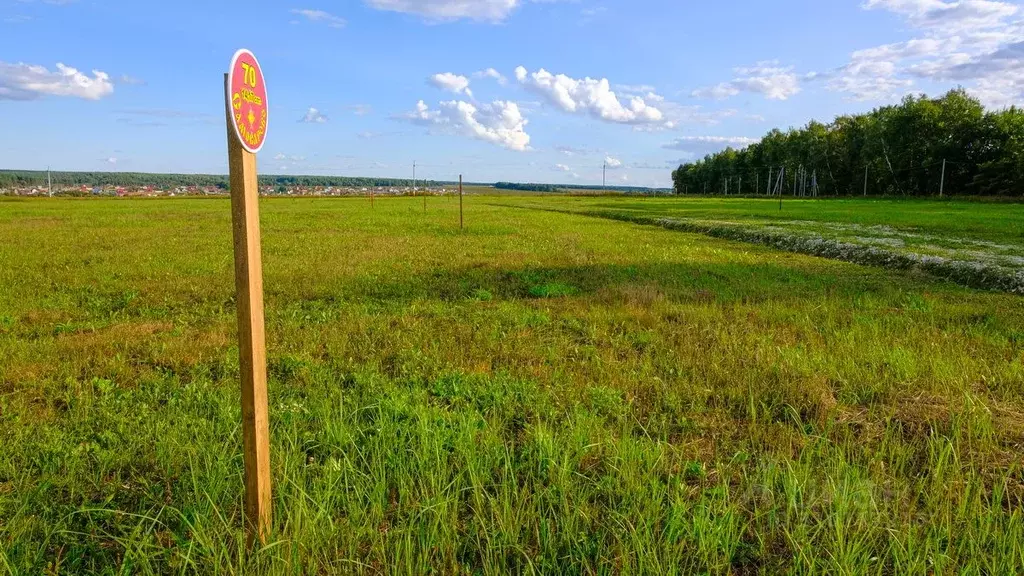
[863,165,869,197]
[459,174,464,230]
[47,166,52,197]
[602,161,607,190]
[939,159,946,198]
[766,167,772,196]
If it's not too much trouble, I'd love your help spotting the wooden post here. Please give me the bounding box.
[224,73,272,545]
[459,174,463,230]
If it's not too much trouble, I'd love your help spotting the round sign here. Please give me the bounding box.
[227,49,269,153]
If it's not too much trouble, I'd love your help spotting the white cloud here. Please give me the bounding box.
[119,74,146,86]
[864,0,1017,32]
[474,67,507,85]
[515,66,664,124]
[554,163,571,171]
[662,135,760,154]
[348,104,373,116]
[291,9,347,28]
[364,0,519,22]
[822,0,1024,106]
[299,107,329,123]
[0,61,113,100]
[691,62,801,101]
[604,156,622,168]
[429,72,472,96]
[397,99,531,151]
[555,144,588,156]
[105,157,117,165]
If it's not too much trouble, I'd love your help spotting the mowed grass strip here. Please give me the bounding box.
[0,197,1022,574]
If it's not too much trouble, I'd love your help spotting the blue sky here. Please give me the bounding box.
[2,0,1022,187]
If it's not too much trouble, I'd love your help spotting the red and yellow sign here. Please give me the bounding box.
[228,49,269,153]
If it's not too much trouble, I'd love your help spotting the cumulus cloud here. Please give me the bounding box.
[429,72,473,96]
[397,99,530,151]
[604,156,622,168]
[554,163,571,171]
[291,8,347,28]
[474,67,507,85]
[514,66,664,124]
[299,107,329,123]
[0,61,114,100]
[691,62,801,101]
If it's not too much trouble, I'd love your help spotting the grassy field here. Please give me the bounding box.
[496,196,1024,294]
[1,196,1022,574]
[502,196,1024,243]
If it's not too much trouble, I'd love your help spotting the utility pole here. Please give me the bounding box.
[756,172,760,197]
[739,176,742,197]
[47,166,52,197]
[602,161,607,190]
[779,167,785,211]
[766,167,772,196]
[459,174,463,230]
[413,160,417,196]
[863,165,869,197]
[939,159,946,198]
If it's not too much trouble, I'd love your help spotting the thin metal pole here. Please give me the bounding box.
[459,174,463,230]
[939,159,946,197]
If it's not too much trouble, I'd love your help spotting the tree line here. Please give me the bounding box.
[672,89,1024,197]
[0,171,460,190]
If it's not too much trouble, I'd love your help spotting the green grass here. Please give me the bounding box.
[505,195,1024,245]
[1,196,1022,574]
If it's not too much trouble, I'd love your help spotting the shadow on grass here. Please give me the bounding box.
[271,258,958,310]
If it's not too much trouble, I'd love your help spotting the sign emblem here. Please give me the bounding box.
[227,49,268,153]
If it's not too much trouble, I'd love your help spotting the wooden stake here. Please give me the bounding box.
[459,175,463,230]
[224,73,272,546]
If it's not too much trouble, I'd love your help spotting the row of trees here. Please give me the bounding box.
[0,170,670,194]
[672,89,1024,197]
[494,182,561,192]
[0,171,462,189]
